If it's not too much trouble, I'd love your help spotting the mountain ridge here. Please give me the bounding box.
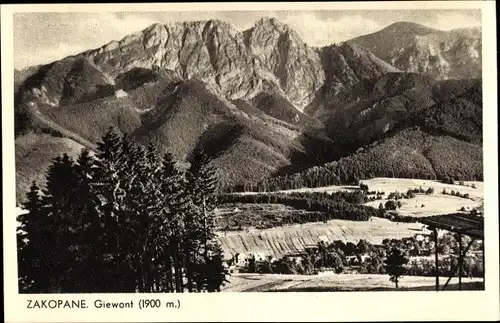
[347,21,481,80]
[14,17,483,201]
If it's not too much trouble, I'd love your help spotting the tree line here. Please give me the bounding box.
[17,128,228,293]
[218,192,379,222]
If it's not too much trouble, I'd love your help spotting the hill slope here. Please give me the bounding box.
[244,79,483,192]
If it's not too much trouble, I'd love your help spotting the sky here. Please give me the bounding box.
[14,9,481,70]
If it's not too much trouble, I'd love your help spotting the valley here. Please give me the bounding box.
[215,178,484,259]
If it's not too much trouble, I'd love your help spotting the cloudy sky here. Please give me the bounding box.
[14,9,481,70]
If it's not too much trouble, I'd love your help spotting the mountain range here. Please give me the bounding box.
[14,18,483,202]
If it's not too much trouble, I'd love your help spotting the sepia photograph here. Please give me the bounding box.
[2,1,499,322]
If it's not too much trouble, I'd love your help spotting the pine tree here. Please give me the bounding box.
[133,143,162,292]
[17,181,43,292]
[71,148,108,292]
[186,148,226,292]
[384,247,409,288]
[157,152,189,292]
[42,154,82,292]
[92,127,133,292]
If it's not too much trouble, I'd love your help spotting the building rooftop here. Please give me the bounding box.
[418,213,484,239]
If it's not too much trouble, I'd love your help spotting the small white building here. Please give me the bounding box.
[233,253,249,266]
[252,250,272,262]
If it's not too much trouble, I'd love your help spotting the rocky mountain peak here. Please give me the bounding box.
[254,17,290,32]
[244,17,325,109]
[16,18,481,119]
[348,22,481,80]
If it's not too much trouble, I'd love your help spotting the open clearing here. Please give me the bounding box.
[217,217,427,259]
[363,178,483,217]
[275,178,483,200]
[274,178,484,217]
[365,194,480,217]
[222,273,484,292]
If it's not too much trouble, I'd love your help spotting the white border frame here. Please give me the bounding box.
[2,2,498,322]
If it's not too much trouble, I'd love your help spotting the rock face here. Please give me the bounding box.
[84,21,261,102]
[304,43,401,119]
[18,18,328,112]
[16,19,482,115]
[54,18,322,111]
[244,17,325,108]
[319,42,401,97]
[348,22,482,80]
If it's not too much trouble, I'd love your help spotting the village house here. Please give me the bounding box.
[230,250,273,270]
[252,250,272,262]
[284,251,308,263]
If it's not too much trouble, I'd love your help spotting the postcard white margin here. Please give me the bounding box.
[2,1,499,322]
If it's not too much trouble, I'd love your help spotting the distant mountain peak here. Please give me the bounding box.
[382,21,439,35]
[347,21,481,80]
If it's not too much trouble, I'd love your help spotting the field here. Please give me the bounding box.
[275,178,484,217]
[217,178,484,260]
[365,194,480,217]
[217,217,427,260]
[222,273,484,292]
[215,203,323,230]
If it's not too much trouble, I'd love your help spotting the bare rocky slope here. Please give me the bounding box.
[347,22,481,80]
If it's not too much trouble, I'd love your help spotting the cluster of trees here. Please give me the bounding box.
[406,256,483,278]
[359,183,369,191]
[381,200,402,211]
[366,190,385,197]
[378,212,419,223]
[218,192,379,222]
[389,187,435,200]
[287,191,370,204]
[17,128,228,293]
[222,190,371,205]
[420,94,482,144]
[244,256,323,275]
[230,156,481,193]
[241,239,411,288]
[375,187,435,212]
[442,189,471,199]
